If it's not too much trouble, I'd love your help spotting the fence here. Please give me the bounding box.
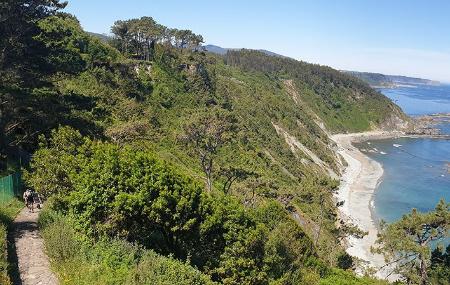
[0,172,22,204]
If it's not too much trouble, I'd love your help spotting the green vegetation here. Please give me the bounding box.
[372,200,450,285]
[344,71,394,87]
[28,127,326,284]
[2,1,411,284]
[429,245,450,285]
[111,17,204,60]
[0,199,22,285]
[223,50,406,132]
[38,207,216,285]
[25,127,386,284]
[344,71,439,87]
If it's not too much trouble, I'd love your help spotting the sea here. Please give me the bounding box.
[357,84,450,223]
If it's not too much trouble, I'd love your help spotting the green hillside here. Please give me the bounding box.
[0,2,407,284]
[344,71,440,87]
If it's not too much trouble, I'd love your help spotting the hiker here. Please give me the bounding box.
[23,189,34,213]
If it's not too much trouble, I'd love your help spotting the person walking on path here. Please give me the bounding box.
[23,189,35,213]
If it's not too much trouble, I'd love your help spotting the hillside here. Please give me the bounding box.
[0,4,407,284]
[344,71,440,87]
[203,44,288,58]
[87,31,111,42]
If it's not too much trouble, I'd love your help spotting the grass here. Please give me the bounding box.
[38,206,216,285]
[0,199,23,285]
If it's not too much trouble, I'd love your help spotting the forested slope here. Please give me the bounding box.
[0,2,407,284]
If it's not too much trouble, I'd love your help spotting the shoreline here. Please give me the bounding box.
[331,131,402,279]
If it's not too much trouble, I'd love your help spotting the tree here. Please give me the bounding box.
[429,244,450,284]
[0,0,66,87]
[176,29,192,49]
[180,109,235,192]
[372,200,450,285]
[24,126,87,197]
[219,165,257,194]
[0,1,69,165]
[0,11,107,163]
[111,20,130,54]
[110,17,204,60]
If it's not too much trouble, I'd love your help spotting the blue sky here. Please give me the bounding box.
[65,0,450,82]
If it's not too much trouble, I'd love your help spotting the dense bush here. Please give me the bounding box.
[125,251,217,285]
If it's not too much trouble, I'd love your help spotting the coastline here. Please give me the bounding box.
[331,131,403,279]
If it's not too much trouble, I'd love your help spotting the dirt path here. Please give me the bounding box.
[12,208,58,285]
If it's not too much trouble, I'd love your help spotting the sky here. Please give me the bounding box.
[65,0,450,83]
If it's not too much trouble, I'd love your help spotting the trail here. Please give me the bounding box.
[12,208,58,285]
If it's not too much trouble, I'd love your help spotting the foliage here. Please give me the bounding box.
[0,0,64,166]
[126,252,216,285]
[319,269,388,285]
[111,16,203,60]
[180,108,236,191]
[0,9,116,166]
[223,49,406,132]
[39,206,216,285]
[0,0,66,87]
[4,3,413,284]
[24,126,86,198]
[27,127,325,284]
[0,199,23,285]
[429,245,450,285]
[372,200,450,285]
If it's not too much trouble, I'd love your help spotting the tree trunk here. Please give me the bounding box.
[419,254,428,285]
[206,158,213,192]
[201,155,213,192]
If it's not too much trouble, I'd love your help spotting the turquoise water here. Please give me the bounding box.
[357,138,449,223]
[364,84,450,223]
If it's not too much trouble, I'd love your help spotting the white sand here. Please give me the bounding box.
[331,131,402,280]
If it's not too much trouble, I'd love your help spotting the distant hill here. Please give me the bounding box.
[88,32,111,43]
[203,44,287,58]
[344,71,440,88]
[203,44,228,55]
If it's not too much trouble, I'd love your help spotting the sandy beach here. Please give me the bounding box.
[331,131,403,279]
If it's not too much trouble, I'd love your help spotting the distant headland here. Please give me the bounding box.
[343,70,441,88]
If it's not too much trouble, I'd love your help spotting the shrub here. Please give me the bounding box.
[39,207,215,285]
[0,223,10,285]
[41,216,80,262]
[319,269,387,285]
[0,199,22,285]
[126,251,216,285]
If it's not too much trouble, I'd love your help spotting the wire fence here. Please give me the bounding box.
[0,172,22,204]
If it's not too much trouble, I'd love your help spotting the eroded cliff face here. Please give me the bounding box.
[379,113,411,131]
